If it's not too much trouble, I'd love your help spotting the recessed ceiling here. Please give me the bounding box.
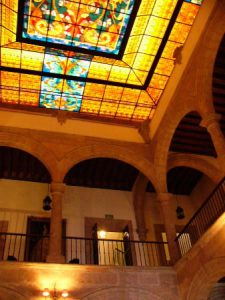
[0,0,203,123]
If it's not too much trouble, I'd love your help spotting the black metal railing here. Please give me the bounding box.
[64,236,169,267]
[0,232,169,266]
[175,176,225,258]
[0,232,49,262]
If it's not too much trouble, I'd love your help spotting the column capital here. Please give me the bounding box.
[50,182,65,194]
[157,193,173,203]
[200,113,221,129]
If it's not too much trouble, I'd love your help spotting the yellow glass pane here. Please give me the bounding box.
[132,106,151,120]
[122,53,136,67]
[4,42,21,49]
[133,54,154,71]
[20,91,39,106]
[99,101,118,116]
[146,16,169,38]
[92,57,115,65]
[126,71,142,85]
[116,104,135,118]
[149,74,169,89]
[1,5,17,33]
[152,0,178,19]
[162,41,180,60]
[21,50,44,71]
[138,91,155,105]
[1,71,19,87]
[121,88,140,102]
[113,60,128,67]
[80,98,101,114]
[88,62,111,80]
[137,0,155,16]
[1,88,19,104]
[1,0,18,11]
[133,70,148,84]
[1,28,16,46]
[84,83,105,98]
[22,43,45,53]
[147,87,163,103]
[155,58,174,76]
[131,16,149,35]
[177,2,200,25]
[149,108,156,119]
[169,23,191,43]
[20,74,41,90]
[139,36,161,55]
[104,86,123,101]
[1,48,21,68]
[108,66,130,83]
[125,36,142,55]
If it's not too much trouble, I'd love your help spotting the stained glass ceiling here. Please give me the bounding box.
[0,0,203,123]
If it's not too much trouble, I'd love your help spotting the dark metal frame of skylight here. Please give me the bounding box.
[16,0,141,59]
[1,0,201,91]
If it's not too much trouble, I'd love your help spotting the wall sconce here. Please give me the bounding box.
[175,194,185,220]
[43,195,52,211]
[42,288,69,299]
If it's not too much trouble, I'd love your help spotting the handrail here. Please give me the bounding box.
[176,176,225,241]
[0,232,169,266]
[175,176,225,258]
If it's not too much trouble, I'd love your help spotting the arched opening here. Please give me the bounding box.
[0,146,52,262]
[169,111,216,157]
[63,158,159,266]
[64,157,140,191]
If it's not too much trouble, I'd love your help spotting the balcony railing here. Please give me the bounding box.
[64,236,169,267]
[0,232,169,267]
[175,176,225,258]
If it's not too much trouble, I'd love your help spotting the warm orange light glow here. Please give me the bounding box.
[61,290,69,298]
[42,288,50,297]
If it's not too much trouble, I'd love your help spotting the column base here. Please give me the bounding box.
[46,255,65,264]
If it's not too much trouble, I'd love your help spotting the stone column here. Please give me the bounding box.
[200,113,225,157]
[46,182,65,263]
[133,173,149,241]
[157,193,179,264]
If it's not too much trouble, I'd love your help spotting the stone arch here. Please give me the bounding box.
[0,131,58,181]
[167,153,224,184]
[187,257,225,300]
[197,0,225,114]
[153,107,201,193]
[0,286,28,300]
[81,286,162,300]
[59,143,161,192]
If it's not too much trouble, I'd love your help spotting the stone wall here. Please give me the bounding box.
[0,262,179,300]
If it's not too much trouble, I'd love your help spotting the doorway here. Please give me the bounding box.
[85,217,135,265]
[25,217,66,262]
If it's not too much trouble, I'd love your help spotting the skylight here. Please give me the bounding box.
[0,0,203,122]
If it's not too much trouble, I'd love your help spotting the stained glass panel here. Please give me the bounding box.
[22,0,136,54]
[0,0,204,122]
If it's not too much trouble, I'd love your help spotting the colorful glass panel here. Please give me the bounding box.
[0,0,204,122]
[22,0,136,54]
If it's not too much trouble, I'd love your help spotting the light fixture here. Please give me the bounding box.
[43,184,52,211]
[175,194,185,220]
[42,288,69,299]
[176,206,185,219]
[98,230,106,239]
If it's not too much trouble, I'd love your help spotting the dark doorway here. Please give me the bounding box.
[25,217,66,262]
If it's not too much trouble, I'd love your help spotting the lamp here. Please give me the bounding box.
[43,195,52,211]
[42,288,69,299]
[175,195,185,219]
[176,206,185,219]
